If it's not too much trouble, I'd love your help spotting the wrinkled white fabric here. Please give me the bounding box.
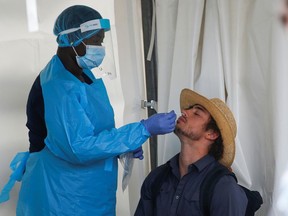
[156,0,286,215]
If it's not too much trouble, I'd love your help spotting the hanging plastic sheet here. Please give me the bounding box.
[119,152,134,192]
[0,151,29,203]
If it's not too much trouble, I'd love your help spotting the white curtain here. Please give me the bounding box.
[114,0,151,214]
[156,0,288,215]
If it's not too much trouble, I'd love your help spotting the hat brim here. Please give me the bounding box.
[180,89,235,167]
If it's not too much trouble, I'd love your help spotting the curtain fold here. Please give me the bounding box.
[115,0,151,214]
[157,0,206,164]
[268,16,288,215]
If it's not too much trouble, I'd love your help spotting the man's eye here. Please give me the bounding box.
[185,105,194,110]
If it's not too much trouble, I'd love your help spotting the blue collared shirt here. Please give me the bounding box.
[135,154,247,216]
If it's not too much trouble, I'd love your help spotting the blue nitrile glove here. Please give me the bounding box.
[141,110,176,136]
[133,146,144,160]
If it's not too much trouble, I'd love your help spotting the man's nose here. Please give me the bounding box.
[181,110,188,117]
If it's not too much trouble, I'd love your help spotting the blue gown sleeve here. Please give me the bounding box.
[42,79,150,165]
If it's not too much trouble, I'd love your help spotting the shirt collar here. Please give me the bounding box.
[168,153,215,173]
[191,154,215,172]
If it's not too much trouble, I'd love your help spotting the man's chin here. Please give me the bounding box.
[174,127,182,137]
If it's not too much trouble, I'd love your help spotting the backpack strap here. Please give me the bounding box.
[200,163,236,216]
[200,164,263,216]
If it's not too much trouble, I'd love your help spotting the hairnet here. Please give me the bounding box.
[53,5,104,47]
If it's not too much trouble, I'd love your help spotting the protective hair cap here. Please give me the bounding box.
[53,5,110,47]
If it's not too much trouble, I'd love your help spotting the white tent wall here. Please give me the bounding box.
[114,0,151,214]
[269,17,288,215]
[156,0,288,215]
[0,0,149,215]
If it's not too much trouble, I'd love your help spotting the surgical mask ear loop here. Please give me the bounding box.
[71,41,87,57]
[71,46,79,56]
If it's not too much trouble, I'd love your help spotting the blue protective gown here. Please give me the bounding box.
[16,55,150,216]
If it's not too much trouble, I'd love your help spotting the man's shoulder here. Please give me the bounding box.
[200,162,248,215]
[147,163,170,179]
[144,154,179,186]
[200,162,241,201]
[213,174,240,193]
[203,162,237,187]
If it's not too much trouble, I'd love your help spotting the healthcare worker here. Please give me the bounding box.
[0,5,176,216]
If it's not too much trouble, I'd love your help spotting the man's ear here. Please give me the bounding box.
[206,130,219,141]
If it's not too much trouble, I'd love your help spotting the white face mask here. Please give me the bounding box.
[73,44,106,70]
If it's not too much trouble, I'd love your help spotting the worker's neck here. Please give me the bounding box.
[57,48,85,82]
[179,139,210,178]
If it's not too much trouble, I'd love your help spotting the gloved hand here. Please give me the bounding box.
[141,110,176,136]
[132,146,144,160]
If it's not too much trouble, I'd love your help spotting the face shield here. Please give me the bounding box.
[93,25,117,80]
[57,19,117,80]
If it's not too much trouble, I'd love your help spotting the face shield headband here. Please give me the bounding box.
[57,19,110,46]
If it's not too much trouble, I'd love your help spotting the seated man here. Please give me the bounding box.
[135,88,248,216]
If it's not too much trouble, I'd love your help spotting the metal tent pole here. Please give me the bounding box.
[140,0,158,170]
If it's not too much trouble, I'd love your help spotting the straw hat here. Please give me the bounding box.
[180,88,237,167]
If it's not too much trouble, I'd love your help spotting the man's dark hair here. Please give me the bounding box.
[205,117,224,161]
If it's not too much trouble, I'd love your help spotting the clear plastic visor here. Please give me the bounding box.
[93,30,117,80]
